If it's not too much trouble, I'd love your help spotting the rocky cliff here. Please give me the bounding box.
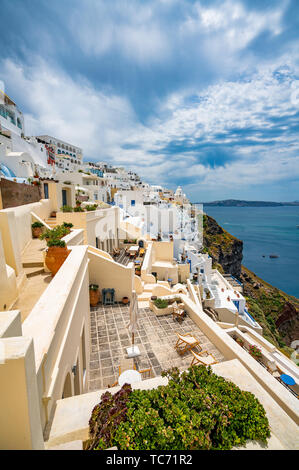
[203,213,299,354]
[203,214,243,278]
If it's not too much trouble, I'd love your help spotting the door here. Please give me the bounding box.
[62,189,67,206]
[44,183,49,199]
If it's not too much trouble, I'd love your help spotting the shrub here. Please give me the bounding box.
[47,238,66,248]
[32,221,44,228]
[86,366,270,450]
[74,206,84,212]
[154,298,169,309]
[62,222,74,228]
[248,344,263,360]
[40,225,68,241]
[235,337,244,347]
[85,204,97,211]
[61,205,73,213]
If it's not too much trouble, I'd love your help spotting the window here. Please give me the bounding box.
[131,200,135,206]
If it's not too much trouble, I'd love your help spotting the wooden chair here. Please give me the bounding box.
[174,333,201,356]
[190,350,218,367]
[139,368,152,379]
[172,302,185,323]
[108,358,136,388]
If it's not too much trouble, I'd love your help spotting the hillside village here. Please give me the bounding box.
[0,87,298,450]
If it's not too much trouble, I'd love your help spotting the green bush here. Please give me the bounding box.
[86,366,270,450]
[47,238,66,248]
[74,206,84,212]
[61,205,73,213]
[62,222,74,228]
[85,204,98,211]
[154,298,169,309]
[40,225,69,241]
[32,221,44,228]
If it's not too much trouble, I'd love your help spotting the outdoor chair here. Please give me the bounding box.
[172,302,185,323]
[108,358,136,388]
[190,350,218,367]
[174,332,201,356]
[139,367,152,379]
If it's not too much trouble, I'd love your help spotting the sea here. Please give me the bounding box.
[203,206,299,299]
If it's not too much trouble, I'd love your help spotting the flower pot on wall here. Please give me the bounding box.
[45,246,70,276]
[32,226,43,238]
[122,296,129,304]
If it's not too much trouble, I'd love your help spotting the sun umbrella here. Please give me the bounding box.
[126,290,140,357]
[280,374,296,386]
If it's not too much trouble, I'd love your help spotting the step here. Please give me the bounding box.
[24,266,45,278]
[22,261,44,268]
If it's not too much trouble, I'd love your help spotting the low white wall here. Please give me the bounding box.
[88,247,134,302]
[22,245,91,431]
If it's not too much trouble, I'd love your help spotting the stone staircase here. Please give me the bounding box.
[44,215,57,229]
[11,238,51,322]
[22,238,47,278]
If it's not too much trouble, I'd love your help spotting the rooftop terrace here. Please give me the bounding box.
[88,303,225,391]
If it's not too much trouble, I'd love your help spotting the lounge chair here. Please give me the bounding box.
[174,332,201,356]
[190,350,218,367]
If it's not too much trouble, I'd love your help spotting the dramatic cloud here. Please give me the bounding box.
[0,0,298,201]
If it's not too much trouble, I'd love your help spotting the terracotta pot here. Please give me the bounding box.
[89,289,100,307]
[122,297,129,304]
[32,227,43,238]
[45,246,70,276]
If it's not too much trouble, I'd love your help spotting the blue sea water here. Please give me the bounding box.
[203,206,299,299]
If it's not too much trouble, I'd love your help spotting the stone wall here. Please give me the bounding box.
[0,178,42,209]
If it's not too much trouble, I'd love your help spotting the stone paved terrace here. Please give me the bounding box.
[88,303,225,391]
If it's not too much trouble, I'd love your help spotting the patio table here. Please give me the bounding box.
[118,369,142,386]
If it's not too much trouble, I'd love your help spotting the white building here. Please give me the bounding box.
[0,89,25,137]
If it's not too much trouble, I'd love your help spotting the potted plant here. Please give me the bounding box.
[75,199,82,207]
[61,205,73,213]
[62,222,74,234]
[85,204,97,211]
[74,206,84,212]
[89,284,100,307]
[122,296,129,305]
[45,238,70,276]
[32,221,44,238]
[249,344,263,361]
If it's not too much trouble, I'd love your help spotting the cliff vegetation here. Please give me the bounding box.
[203,214,299,356]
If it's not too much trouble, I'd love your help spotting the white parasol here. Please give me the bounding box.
[126,290,141,357]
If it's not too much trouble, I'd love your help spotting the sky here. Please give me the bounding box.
[0,0,298,202]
